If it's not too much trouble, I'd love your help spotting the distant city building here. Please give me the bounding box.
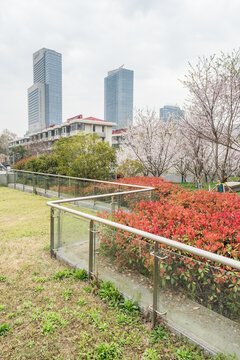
[104,65,133,129]
[159,105,183,122]
[112,128,127,148]
[9,115,116,155]
[28,48,62,134]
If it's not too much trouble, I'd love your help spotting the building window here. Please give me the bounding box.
[79,123,85,130]
[102,126,105,132]
[93,125,96,132]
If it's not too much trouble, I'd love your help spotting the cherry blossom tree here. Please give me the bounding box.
[122,110,180,177]
[181,50,240,182]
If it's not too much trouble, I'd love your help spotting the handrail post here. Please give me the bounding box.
[153,241,159,327]
[74,180,77,197]
[117,185,121,209]
[58,176,60,198]
[14,171,16,189]
[94,184,97,206]
[32,174,36,193]
[50,207,55,258]
[89,220,94,279]
[57,210,61,248]
[111,196,115,213]
[6,170,8,186]
[23,173,25,191]
[44,176,47,194]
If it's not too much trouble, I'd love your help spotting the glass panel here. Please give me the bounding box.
[156,244,240,356]
[46,176,58,197]
[95,225,154,307]
[59,177,74,198]
[16,172,24,190]
[54,211,90,270]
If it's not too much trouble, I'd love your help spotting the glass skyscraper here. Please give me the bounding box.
[159,105,183,123]
[104,66,133,129]
[28,48,62,133]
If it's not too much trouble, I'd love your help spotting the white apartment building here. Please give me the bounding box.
[9,115,116,151]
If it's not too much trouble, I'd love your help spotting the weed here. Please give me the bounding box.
[98,322,108,332]
[16,309,25,315]
[0,305,6,312]
[73,269,88,281]
[119,299,139,314]
[150,326,168,343]
[62,289,72,301]
[27,340,35,348]
[35,285,44,292]
[54,268,88,281]
[23,301,32,309]
[117,314,128,325]
[87,310,108,332]
[32,276,47,283]
[54,268,74,280]
[143,348,161,359]
[41,311,68,335]
[43,244,50,251]
[31,307,44,321]
[7,312,15,318]
[95,342,122,359]
[78,298,87,306]
[98,281,123,307]
[33,270,40,275]
[0,323,11,336]
[15,318,24,325]
[82,286,92,294]
[176,348,194,360]
[0,275,6,282]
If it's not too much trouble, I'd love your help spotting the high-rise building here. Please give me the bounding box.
[104,66,133,129]
[159,105,183,123]
[28,48,62,134]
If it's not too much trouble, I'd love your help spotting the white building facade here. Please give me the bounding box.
[9,115,116,152]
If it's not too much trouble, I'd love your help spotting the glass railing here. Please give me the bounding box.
[6,170,149,199]
[48,191,240,358]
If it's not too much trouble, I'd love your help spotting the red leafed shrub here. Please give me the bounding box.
[98,177,240,320]
[13,156,36,170]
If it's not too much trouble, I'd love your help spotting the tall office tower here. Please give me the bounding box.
[104,66,133,129]
[159,105,183,123]
[28,48,62,133]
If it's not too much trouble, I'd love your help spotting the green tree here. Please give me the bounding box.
[10,145,29,164]
[53,133,116,179]
[117,158,144,178]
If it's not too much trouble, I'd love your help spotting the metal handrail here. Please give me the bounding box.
[9,169,240,270]
[10,169,151,189]
[47,196,240,271]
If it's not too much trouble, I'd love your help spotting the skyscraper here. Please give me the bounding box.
[104,66,133,129]
[159,105,183,123]
[28,48,62,133]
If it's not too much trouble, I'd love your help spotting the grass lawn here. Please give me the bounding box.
[0,187,231,360]
[175,182,240,195]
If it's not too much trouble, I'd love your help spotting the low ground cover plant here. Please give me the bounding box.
[98,177,240,320]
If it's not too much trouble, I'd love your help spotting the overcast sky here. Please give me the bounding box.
[0,0,240,137]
